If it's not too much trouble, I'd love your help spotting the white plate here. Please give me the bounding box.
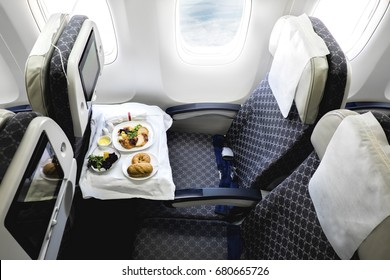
[112,121,153,152]
[122,152,159,180]
[88,147,120,173]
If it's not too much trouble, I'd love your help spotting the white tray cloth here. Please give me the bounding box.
[79,103,175,200]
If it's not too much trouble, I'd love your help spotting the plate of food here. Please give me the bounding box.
[112,121,153,152]
[40,158,63,181]
[122,152,158,180]
[87,147,120,173]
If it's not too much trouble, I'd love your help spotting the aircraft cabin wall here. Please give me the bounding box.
[96,0,297,108]
[1,0,390,117]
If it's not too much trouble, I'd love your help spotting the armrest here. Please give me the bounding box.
[166,103,241,120]
[165,188,262,208]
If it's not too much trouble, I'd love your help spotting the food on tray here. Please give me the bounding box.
[118,124,149,149]
[126,152,153,178]
[127,162,153,178]
[131,152,151,164]
[42,159,61,179]
[98,135,111,147]
[88,151,119,171]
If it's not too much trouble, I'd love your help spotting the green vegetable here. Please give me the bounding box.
[87,152,118,171]
[118,124,141,139]
[87,155,104,170]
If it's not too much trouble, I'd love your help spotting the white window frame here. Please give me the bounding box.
[175,0,252,65]
[311,0,389,60]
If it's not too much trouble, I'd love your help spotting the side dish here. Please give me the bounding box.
[88,151,119,171]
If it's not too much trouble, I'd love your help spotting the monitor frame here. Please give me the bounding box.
[67,20,104,138]
[78,30,101,103]
[0,117,76,259]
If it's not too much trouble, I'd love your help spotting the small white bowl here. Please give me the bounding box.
[97,135,112,148]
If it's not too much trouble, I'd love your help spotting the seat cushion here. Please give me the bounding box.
[167,131,220,189]
[132,131,222,221]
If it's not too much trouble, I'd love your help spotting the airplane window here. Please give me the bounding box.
[28,0,117,64]
[312,0,389,60]
[176,0,251,64]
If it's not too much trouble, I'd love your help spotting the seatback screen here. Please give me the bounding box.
[79,30,100,102]
[5,133,64,259]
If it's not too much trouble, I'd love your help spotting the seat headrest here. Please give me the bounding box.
[309,111,390,259]
[25,13,69,116]
[311,109,359,159]
[268,14,330,124]
[0,109,15,131]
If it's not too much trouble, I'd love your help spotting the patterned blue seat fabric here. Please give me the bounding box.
[133,17,348,220]
[49,15,88,145]
[0,112,40,183]
[131,111,390,260]
[48,15,92,180]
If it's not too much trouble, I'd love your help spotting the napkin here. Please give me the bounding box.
[269,14,330,118]
[309,112,390,259]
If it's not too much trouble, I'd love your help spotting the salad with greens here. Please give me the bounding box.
[87,151,119,171]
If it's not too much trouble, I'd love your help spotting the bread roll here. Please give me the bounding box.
[43,162,59,178]
[127,163,153,178]
[132,152,151,164]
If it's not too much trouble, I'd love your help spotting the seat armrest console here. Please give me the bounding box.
[166,103,241,120]
[166,188,262,208]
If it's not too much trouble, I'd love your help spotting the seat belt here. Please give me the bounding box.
[212,135,238,215]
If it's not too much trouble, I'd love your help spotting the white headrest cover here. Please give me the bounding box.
[268,14,330,124]
[0,109,15,131]
[269,16,291,56]
[25,13,69,116]
[309,111,390,259]
[311,109,359,160]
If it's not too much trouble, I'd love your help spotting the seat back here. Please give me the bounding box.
[0,111,76,259]
[226,16,349,191]
[241,110,390,260]
[25,14,104,162]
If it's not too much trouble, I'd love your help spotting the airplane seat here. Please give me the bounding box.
[241,109,390,260]
[133,15,350,220]
[25,13,104,180]
[131,109,390,259]
[0,110,77,259]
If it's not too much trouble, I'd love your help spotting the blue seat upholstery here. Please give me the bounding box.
[49,15,88,145]
[131,111,390,260]
[0,112,40,183]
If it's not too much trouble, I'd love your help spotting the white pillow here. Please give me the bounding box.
[268,14,329,124]
[309,112,390,259]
